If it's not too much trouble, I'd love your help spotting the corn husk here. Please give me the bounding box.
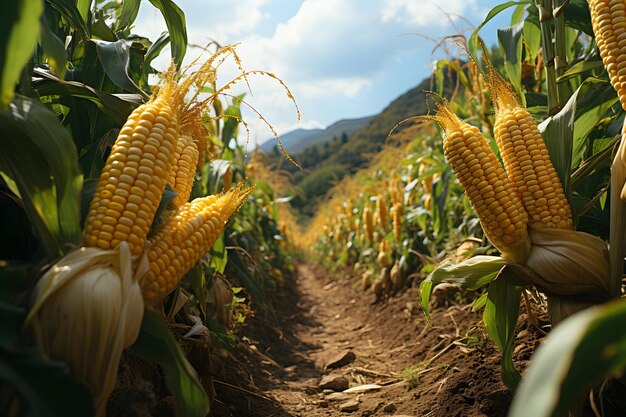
[524,225,611,300]
[27,242,145,417]
[609,119,626,297]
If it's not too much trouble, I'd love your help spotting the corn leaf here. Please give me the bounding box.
[467,1,528,62]
[0,95,82,258]
[144,31,170,78]
[0,0,44,110]
[523,17,541,61]
[509,298,626,417]
[0,344,95,417]
[93,39,148,97]
[419,256,507,318]
[45,0,89,41]
[39,16,67,79]
[32,67,141,125]
[483,273,522,390]
[115,0,141,32]
[538,78,616,195]
[147,0,187,67]
[556,60,604,83]
[131,309,210,417]
[498,23,525,106]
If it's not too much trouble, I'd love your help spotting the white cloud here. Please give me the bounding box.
[135,0,491,141]
[381,0,477,28]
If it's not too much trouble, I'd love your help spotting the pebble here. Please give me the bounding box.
[383,403,397,413]
[325,350,356,369]
[326,392,351,402]
[319,375,349,391]
[339,399,359,412]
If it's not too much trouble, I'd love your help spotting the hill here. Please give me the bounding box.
[259,128,322,153]
[263,74,439,217]
[259,116,374,154]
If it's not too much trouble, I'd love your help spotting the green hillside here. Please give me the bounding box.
[265,75,439,217]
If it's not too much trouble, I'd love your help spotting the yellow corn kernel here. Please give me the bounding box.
[168,135,199,206]
[142,184,253,300]
[435,103,530,263]
[589,0,626,110]
[490,71,573,230]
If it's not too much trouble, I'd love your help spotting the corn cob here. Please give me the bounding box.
[392,203,402,241]
[142,184,253,300]
[168,135,199,206]
[363,206,374,242]
[377,239,390,267]
[490,71,573,230]
[376,195,389,231]
[222,165,233,191]
[435,103,531,263]
[588,0,626,110]
[83,96,179,255]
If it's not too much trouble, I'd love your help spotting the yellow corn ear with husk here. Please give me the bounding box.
[222,165,233,191]
[490,70,573,230]
[27,243,145,416]
[363,206,374,242]
[392,203,402,241]
[377,239,390,267]
[376,195,388,231]
[142,184,253,300]
[168,134,199,206]
[588,0,626,110]
[435,103,531,263]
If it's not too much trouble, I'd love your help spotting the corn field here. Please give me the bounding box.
[1,0,626,416]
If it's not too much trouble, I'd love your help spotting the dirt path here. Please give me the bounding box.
[211,263,544,417]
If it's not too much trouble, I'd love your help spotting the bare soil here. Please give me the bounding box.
[210,263,546,417]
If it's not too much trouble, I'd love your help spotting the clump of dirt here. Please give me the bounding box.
[211,263,547,417]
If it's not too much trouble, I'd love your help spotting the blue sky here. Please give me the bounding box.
[135,1,514,145]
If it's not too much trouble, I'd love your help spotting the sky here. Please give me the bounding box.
[134,0,514,146]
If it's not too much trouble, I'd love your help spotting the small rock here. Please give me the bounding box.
[325,350,356,369]
[339,400,359,412]
[383,403,397,413]
[284,365,297,374]
[318,400,329,408]
[323,389,334,394]
[319,375,349,391]
[326,392,351,402]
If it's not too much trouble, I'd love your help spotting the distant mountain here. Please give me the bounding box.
[259,128,322,153]
[259,116,374,154]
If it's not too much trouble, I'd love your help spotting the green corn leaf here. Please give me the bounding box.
[148,0,187,67]
[45,0,89,41]
[509,298,626,417]
[92,39,148,97]
[0,0,44,110]
[483,273,522,390]
[131,309,210,417]
[0,95,82,258]
[468,1,529,62]
[498,23,525,106]
[419,255,507,318]
[39,16,67,79]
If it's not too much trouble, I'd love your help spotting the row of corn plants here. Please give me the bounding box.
[0,1,295,416]
[309,0,626,414]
